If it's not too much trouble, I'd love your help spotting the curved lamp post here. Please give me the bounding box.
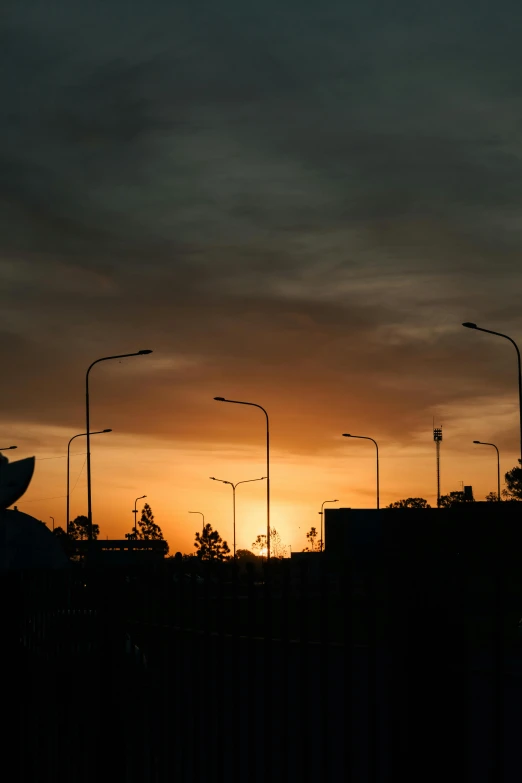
[67,429,112,535]
[133,494,147,538]
[342,433,380,509]
[318,499,338,552]
[210,476,267,557]
[189,511,205,536]
[463,322,522,466]
[86,350,152,540]
[214,397,271,559]
[473,440,501,501]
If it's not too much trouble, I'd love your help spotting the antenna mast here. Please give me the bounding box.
[433,425,443,507]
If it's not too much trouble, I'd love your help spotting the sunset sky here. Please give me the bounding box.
[2,2,522,554]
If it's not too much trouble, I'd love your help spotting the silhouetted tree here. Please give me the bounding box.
[52,526,75,558]
[439,491,474,508]
[252,534,267,555]
[126,503,169,552]
[69,515,99,540]
[236,548,259,564]
[386,497,431,509]
[485,491,500,502]
[252,529,287,558]
[270,528,287,558]
[503,462,522,500]
[194,523,230,561]
[306,526,319,551]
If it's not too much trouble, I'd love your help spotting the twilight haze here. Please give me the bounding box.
[2,2,522,552]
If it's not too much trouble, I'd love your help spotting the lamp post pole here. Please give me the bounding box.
[189,511,205,536]
[50,516,55,531]
[214,397,271,559]
[85,350,152,540]
[133,494,147,538]
[210,476,267,558]
[318,499,338,552]
[473,440,501,501]
[463,322,522,467]
[67,430,111,536]
[342,433,380,509]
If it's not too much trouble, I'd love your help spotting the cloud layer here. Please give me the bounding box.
[2,2,522,543]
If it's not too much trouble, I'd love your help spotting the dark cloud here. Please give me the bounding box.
[2,0,522,470]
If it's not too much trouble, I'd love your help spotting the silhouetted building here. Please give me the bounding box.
[324,503,522,561]
[75,538,168,566]
[0,508,69,570]
[463,485,474,501]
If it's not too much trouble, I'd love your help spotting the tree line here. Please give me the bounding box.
[52,462,522,560]
[53,502,168,554]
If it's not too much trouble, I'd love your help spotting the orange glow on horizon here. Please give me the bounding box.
[9,404,520,556]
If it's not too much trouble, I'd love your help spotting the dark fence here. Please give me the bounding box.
[4,555,522,782]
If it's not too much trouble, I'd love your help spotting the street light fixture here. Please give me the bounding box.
[209,476,267,558]
[67,429,112,535]
[463,322,522,466]
[473,440,501,502]
[214,397,271,559]
[189,511,205,536]
[342,433,380,509]
[318,499,338,552]
[133,494,147,538]
[86,350,152,540]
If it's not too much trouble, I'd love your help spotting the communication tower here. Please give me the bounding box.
[433,425,443,507]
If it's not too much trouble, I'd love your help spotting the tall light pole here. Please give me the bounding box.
[214,397,271,559]
[342,433,380,509]
[86,350,152,540]
[133,494,147,538]
[473,440,501,501]
[318,499,338,552]
[189,511,205,536]
[67,429,111,535]
[209,476,267,558]
[463,322,522,466]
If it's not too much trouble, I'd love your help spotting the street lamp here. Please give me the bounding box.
[473,440,501,501]
[214,397,271,559]
[189,511,205,536]
[86,350,152,540]
[209,476,267,558]
[463,322,522,466]
[133,494,147,538]
[342,433,380,509]
[67,429,112,535]
[318,499,338,552]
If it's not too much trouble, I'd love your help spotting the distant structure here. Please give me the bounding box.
[433,425,443,507]
[74,539,168,566]
[0,453,35,511]
[0,508,69,570]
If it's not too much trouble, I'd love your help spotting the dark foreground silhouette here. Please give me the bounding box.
[3,505,522,782]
